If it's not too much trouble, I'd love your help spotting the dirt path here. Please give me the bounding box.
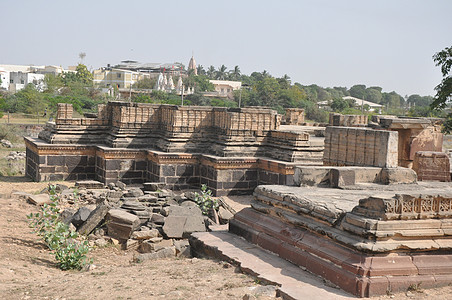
[1,180,452,300]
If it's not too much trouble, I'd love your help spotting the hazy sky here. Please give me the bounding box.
[1,0,451,97]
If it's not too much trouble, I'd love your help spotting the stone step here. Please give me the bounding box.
[189,231,354,300]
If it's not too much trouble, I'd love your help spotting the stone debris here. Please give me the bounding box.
[6,151,26,160]
[71,207,93,228]
[27,194,52,206]
[1,139,13,148]
[25,182,235,262]
[106,209,140,241]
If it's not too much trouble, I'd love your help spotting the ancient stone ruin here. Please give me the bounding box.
[25,103,452,297]
[25,102,323,195]
[228,114,452,297]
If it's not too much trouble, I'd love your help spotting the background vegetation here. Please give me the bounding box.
[0,55,449,125]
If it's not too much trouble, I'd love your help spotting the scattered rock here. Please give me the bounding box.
[134,246,176,262]
[131,229,160,240]
[94,238,108,247]
[106,209,140,241]
[1,139,13,148]
[116,181,127,190]
[218,206,234,223]
[77,203,109,235]
[72,207,93,228]
[121,239,139,251]
[27,194,52,206]
[60,209,76,225]
[143,182,165,191]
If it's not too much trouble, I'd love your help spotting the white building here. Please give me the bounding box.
[208,80,242,98]
[318,96,383,113]
[0,64,71,92]
[9,71,46,92]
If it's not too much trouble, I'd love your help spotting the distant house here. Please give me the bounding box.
[0,64,72,92]
[93,68,151,89]
[318,96,383,113]
[8,71,46,92]
[208,80,242,98]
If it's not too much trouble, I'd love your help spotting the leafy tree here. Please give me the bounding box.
[229,66,241,81]
[132,77,157,89]
[407,94,433,107]
[75,64,93,85]
[331,98,349,112]
[364,87,382,104]
[207,66,216,78]
[430,46,452,133]
[216,65,228,80]
[197,65,205,76]
[349,84,366,99]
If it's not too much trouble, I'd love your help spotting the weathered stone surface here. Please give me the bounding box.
[77,203,109,235]
[293,166,330,186]
[218,207,234,222]
[60,209,76,225]
[163,216,186,238]
[27,194,52,206]
[174,239,191,258]
[324,126,398,168]
[116,181,127,190]
[143,182,166,191]
[123,188,144,197]
[75,180,104,189]
[131,229,160,240]
[150,213,165,225]
[167,205,203,217]
[134,246,176,262]
[183,216,206,237]
[180,200,197,207]
[380,167,417,184]
[121,239,139,250]
[106,209,140,241]
[413,151,451,182]
[72,207,93,227]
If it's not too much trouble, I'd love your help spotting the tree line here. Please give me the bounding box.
[1,52,449,125]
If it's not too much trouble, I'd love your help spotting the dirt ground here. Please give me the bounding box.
[1,179,452,300]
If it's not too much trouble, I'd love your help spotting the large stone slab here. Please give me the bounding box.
[106,209,140,241]
[77,203,109,235]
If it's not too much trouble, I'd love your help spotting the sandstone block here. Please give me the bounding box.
[27,194,52,206]
[106,209,140,241]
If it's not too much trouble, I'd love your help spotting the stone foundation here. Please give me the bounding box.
[230,184,452,297]
[26,102,324,194]
[25,137,300,196]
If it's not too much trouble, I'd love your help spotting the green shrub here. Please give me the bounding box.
[194,184,219,215]
[27,185,91,270]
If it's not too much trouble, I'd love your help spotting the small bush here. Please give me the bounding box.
[27,185,91,270]
[194,184,219,215]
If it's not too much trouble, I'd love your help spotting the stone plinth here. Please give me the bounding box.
[413,151,451,182]
[323,126,398,168]
[230,184,452,297]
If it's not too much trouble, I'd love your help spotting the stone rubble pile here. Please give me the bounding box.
[5,151,26,161]
[21,181,235,262]
[1,139,13,148]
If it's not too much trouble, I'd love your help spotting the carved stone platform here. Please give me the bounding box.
[229,183,452,297]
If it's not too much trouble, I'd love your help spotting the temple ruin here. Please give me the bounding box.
[25,102,452,297]
[25,102,323,195]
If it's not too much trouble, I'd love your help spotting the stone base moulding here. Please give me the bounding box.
[230,208,452,297]
[25,137,299,196]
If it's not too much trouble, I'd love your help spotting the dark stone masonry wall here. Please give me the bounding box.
[25,101,318,195]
